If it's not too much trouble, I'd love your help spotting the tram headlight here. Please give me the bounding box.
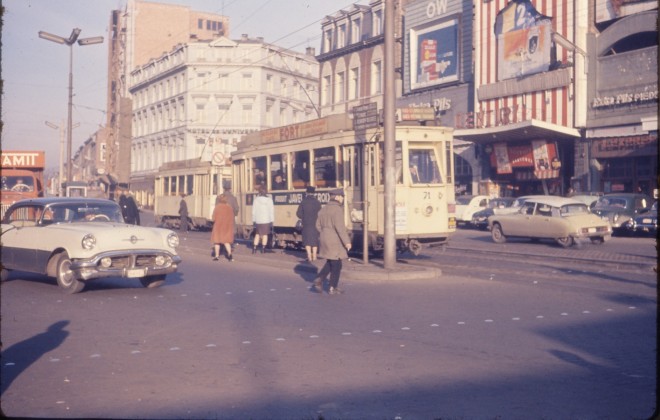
[424,205,434,216]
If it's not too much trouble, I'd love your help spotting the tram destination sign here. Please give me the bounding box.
[353,102,379,131]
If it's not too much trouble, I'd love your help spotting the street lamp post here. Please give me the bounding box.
[39,28,103,193]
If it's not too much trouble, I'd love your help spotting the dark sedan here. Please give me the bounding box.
[591,193,653,235]
[470,197,517,230]
[624,201,657,236]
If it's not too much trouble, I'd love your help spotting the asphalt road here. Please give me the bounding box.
[1,222,657,419]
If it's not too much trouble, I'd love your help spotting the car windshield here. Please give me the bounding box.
[560,204,590,216]
[594,197,629,209]
[48,202,124,223]
[456,196,473,205]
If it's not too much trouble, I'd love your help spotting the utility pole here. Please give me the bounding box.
[383,0,397,269]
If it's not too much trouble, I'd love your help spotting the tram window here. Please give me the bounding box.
[409,149,442,184]
[314,147,336,188]
[252,156,267,190]
[395,142,403,185]
[171,176,177,196]
[270,153,288,190]
[185,175,193,195]
[292,151,310,189]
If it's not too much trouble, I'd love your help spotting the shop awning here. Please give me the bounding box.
[454,119,581,145]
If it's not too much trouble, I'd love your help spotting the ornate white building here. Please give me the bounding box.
[127,35,319,200]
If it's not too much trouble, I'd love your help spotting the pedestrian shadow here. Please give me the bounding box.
[293,262,318,284]
[1,320,70,396]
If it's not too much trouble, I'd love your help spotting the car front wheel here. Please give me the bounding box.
[491,223,507,244]
[55,252,85,294]
[140,274,166,288]
[556,236,574,248]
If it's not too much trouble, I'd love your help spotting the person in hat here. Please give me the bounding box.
[312,188,351,295]
[117,186,140,225]
[296,186,321,262]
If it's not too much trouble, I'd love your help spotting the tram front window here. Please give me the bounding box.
[409,149,442,184]
[270,153,288,190]
[253,156,267,190]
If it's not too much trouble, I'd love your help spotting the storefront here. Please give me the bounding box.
[585,7,658,197]
[456,119,579,196]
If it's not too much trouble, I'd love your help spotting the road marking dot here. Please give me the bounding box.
[628,306,637,310]
[583,310,591,314]
[242,341,251,344]
[485,319,494,323]
[401,327,410,331]
[310,335,319,339]
[205,344,217,348]
[512,317,520,321]
[90,354,101,358]
[536,315,544,319]
[457,321,466,325]
[342,332,352,336]
[169,347,180,351]
[561,313,569,316]
[276,338,286,341]
[131,350,141,354]
[430,324,439,327]
[372,330,382,333]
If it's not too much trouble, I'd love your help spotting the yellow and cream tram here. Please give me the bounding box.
[153,158,230,230]
[232,114,456,255]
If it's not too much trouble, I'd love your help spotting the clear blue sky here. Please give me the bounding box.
[1,0,366,171]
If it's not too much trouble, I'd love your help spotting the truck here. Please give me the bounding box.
[1,151,46,218]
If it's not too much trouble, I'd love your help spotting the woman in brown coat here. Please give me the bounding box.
[211,195,235,261]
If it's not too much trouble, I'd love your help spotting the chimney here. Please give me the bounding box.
[241,34,248,41]
[306,46,316,56]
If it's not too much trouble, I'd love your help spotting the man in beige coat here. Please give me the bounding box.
[312,188,351,295]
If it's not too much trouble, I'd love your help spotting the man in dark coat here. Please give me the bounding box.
[179,194,189,232]
[296,186,321,261]
[118,187,140,225]
[312,188,351,295]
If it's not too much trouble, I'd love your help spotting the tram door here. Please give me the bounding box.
[231,159,249,239]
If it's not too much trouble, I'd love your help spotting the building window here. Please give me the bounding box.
[338,24,346,48]
[324,29,333,53]
[349,67,359,100]
[373,10,382,36]
[206,20,211,30]
[198,19,203,29]
[371,60,382,95]
[241,73,253,90]
[280,78,288,96]
[352,18,361,43]
[322,75,331,106]
[335,71,345,103]
[242,104,252,125]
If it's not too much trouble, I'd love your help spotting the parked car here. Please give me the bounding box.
[470,197,517,230]
[1,197,182,293]
[591,193,653,235]
[623,201,657,236]
[488,195,612,248]
[569,193,603,209]
[455,195,490,226]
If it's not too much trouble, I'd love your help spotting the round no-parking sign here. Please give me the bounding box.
[212,151,225,165]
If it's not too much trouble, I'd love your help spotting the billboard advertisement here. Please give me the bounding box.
[410,17,459,90]
[495,0,553,81]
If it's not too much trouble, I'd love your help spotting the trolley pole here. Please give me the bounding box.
[383,0,397,269]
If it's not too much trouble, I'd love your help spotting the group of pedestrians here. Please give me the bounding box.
[297,186,351,295]
[179,182,351,295]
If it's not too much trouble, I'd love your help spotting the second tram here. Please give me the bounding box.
[231,114,456,255]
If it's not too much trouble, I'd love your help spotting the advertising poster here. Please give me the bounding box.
[495,0,553,81]
[410,18,459,90]
[493,142,512,174]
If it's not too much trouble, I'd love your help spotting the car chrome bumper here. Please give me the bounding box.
[70,249,182,281]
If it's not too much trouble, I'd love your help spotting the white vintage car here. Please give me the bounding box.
[488,195,612,248]
[455,195,490,226]
[1,197,182,293]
